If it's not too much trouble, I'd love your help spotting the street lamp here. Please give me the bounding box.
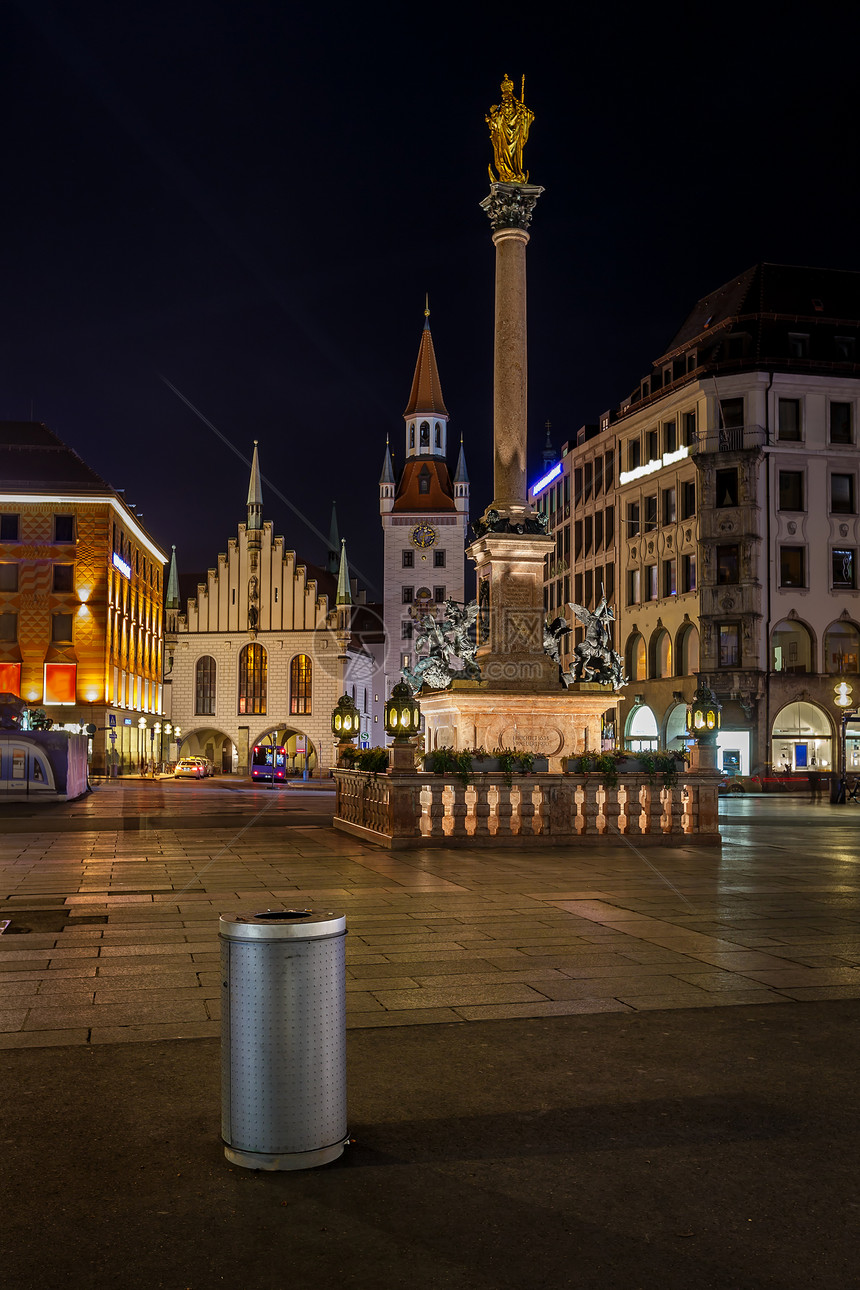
[154,722,161,776]
[384,681,421,772]
[137,717,147,775]
[174,726,181,759]
[331,693,360,765]
[833,682,856,803]
[686,682,722,770]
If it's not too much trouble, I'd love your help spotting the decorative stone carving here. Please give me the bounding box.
[787,521,797,535]
[480,181,544,232]
[471,507,547,539]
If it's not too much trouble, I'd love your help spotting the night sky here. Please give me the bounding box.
[3,2,857,598]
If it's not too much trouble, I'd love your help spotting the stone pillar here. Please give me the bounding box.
[479,181,544,524]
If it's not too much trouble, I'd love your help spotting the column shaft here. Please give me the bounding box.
[491,228,530,515]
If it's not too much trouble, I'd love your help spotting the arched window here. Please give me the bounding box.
[823,620,860,674]
[409,423,415,447]
[418,465,431,495]
[290,654,312,715]
[676,624,700,675]
[626,632,647,681]
[626,704,659,751]
[238,643,266,714]
[420,421,430,447]
[652,629,672,678]
[435,422,442,447]
[195,656,216,715]
[771,619,813,674]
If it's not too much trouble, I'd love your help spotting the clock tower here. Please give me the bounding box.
[380,307,470,700]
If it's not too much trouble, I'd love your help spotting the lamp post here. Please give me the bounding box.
[174,726,181,760]
[384,682,421,772]
[153,722,161,776]
[331,694,361,766]
[163,722,172,768]
[685,683,722,771]
[137,717,147,776]
[833,681,855,803]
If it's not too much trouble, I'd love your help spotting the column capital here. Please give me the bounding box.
[480,182,544,233]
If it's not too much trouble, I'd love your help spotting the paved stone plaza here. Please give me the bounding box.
[2,780,860,1047]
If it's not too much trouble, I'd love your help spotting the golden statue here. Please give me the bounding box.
[486,73,534,184]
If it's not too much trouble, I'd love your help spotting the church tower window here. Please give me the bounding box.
[238,643,266,714]
[420,421,430,447]
[410,425,415,447]
[419,465,431,494]
[290,653,312,715]
[435,422,441,446]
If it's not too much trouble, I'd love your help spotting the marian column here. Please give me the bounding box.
[468,76,556,689]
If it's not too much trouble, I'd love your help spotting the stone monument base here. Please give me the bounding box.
[418,681,618,772]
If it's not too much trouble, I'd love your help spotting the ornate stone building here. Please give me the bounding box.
[379,310,469,700]
[543,263,860,778]
[165,445,353,775]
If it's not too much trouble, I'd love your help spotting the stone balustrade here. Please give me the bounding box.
[333,770,721,849]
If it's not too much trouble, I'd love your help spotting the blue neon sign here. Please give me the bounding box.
[112,552,131,580]
[530,461,562,497]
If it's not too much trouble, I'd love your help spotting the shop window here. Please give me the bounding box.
[824,621,860,674]
[44,662,76,704]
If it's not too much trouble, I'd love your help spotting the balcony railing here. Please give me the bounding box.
[691,424,768,454]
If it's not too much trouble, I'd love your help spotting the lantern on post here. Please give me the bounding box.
[686,682,722,770]
[833,681,857,804]
[384,681,421,772]
[331,693,361,766]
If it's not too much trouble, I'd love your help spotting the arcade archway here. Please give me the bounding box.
[254,725,318,774]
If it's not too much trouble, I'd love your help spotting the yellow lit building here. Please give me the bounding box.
[0,422,167,773]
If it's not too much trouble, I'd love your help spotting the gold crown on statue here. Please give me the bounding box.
[500,73,514,95]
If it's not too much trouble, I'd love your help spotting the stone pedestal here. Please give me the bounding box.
[419,682,615,773]
[469,529,556,689]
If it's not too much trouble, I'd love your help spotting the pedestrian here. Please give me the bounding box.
[808,769,822,803]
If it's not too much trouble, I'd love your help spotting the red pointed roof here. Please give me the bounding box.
[403,321,448,418]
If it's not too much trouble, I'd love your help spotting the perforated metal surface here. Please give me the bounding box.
[220,912,347,1163]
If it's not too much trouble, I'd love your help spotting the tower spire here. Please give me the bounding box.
[403,304,449,462]
[454,434,469,485]
[326,501,340,575]
[166,544,180,609]
[336,538,352,606]
[379,435,395,485]
[246,440,263,531]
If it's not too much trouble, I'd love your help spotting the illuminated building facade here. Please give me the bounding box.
[0,421,167,773]
[165,445,360,774]
[380,311,470,701]
[539,264,860,777]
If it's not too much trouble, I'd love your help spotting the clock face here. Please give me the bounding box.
[411,524,437,549]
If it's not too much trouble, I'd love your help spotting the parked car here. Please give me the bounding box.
[197,757,214,776]
[718,773,763,794]
[174,758,205,779]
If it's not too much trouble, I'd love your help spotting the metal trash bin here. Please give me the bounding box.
[220,908,348,1171]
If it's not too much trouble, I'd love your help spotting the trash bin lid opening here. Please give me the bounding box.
[254,909,313,920]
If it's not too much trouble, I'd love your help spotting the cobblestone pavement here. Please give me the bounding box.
[2,781,860,1047]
